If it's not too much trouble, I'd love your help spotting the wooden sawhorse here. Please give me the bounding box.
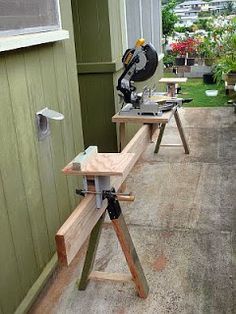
[112,106,190,154]
[159,77,188,97]
[59,149,149,298]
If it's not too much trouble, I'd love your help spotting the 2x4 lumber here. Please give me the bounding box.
[160,144,182,147]
[56,125,151,266]
[154,124,166,154]
[112,213,149,298]
[89,271,133,283]
[78,213,106,290]
[174,111,190,154]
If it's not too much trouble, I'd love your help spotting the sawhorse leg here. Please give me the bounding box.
[78,195,149,299]
[174,110,190,154]
[119,123,126,152]
[112,212,149,298]
[78,212,106,290]
[154,123,166,154]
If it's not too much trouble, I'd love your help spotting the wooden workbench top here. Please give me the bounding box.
[159,77,188,83]
[112,106,177,124]
[63,153,136,176]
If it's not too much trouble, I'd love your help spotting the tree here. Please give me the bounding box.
[162,0,179,37]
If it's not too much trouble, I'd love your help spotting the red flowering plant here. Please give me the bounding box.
[171,38,200,58]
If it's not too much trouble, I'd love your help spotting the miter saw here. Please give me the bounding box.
[117,39,189,116]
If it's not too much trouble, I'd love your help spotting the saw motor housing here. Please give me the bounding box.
[117,38,158,107]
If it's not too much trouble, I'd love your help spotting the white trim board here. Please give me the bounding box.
[0,29,69,52]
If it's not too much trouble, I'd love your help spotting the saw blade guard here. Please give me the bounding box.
[117,39,158,104]
[124,43,158,82]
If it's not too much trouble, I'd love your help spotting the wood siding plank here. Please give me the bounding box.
[71,0,112,63]
[0,168,22,314]
[23,47,58,264]
[36,45,64,250]
[0,56,38,295]
[79,74,117,152]
[52,42,78,215]
[5,51,51,271]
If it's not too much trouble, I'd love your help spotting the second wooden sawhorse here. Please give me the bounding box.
[112,106,190,154]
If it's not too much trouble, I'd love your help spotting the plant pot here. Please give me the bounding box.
[204,58,214,66]
[175,57,185,66]
[187,58,195,66]
[203,73,216,84]
[226,72,236,85]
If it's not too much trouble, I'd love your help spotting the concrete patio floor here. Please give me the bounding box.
[30,107,236,314]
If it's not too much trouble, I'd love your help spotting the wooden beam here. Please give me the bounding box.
[89,271,133,283]
[112,213,149,298]
[160,144,182,147]
[56,125,151,266]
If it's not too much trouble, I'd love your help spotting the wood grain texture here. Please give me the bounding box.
[72,146,98,171]
[63,153,135,176]
[56,125,151,266]
[89,271,133,283]
[112,213,149,298]
[78,213,106,290]
[112,109,176,124]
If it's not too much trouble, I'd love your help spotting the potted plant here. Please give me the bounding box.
[171,41,186,66]
[213,33,236,85]
[171,38,199,66]
[213,55,236,85]
[198,38,216,66]
[184,38,199,66]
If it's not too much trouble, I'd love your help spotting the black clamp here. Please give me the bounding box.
[76,187,122,220]
[102,188,121,220]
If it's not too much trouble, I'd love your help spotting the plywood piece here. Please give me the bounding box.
[56,125,151,266]
[112,107,177,124]
[63,153,135,176]
[159,77,188,83]
[89,271,133,283]
[72,146,98,171]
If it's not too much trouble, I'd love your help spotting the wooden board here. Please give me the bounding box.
[89,271,133,283]
[159,77,188,84]
[63,152,135,176]
[112,213,149,298]
[112,106,177,124]
[149,95,173,102]
[72,146,98,171]
[56,125,151,266]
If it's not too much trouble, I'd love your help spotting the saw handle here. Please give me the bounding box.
[135,38,145,47]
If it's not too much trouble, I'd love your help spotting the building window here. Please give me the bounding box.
[0,0,61,36]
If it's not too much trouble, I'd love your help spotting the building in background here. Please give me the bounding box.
[174,0,209,26]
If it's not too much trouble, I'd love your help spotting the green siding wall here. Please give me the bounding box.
[71,0,119,153]
[0,1,83,313]
[72,0,163,153]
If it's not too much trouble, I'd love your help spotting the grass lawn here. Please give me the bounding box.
[163,73,231,107]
